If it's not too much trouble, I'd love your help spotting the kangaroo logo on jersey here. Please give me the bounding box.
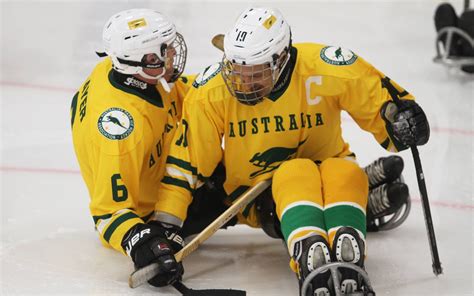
[249,139,307,178]
[98,108,134,140]
[320,46,357,66]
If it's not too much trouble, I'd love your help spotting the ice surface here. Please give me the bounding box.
[1,1,472,295]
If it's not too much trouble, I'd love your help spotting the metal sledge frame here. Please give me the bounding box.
[433,27,474,67]
[433,0,474,69]
[301,262,375,296]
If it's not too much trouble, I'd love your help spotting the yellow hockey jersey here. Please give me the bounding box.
[156,43,414,225]
[70,58,193,254]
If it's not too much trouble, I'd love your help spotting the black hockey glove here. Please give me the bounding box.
[381,99,430,151]
[121,221,185,287]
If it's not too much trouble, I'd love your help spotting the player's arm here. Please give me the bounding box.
[91,140,186,287]
[155,95,224,227]
[339,57,430,152]
[71,88,146,254]
[89,150,146,255]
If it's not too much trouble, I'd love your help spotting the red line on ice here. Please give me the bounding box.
[0,166,80,175]
[1,81,473,136]
[411,198,474,211]
[0,81,76,93]
[341,117,473,137]
[430,126,474,136]
[1,166,472,210]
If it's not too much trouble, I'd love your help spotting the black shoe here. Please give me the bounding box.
[435,3,458,31]
[364,156,404,189]
[367,182,409,219]
[434,3,461,56]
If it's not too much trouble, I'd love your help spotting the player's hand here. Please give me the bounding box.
[381,100,430,149]
[122,221,185,287]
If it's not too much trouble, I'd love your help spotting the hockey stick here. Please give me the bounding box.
[381,77,443,276]
[171,281,245,296]
[212,34,224,51]
[128,179,271,288]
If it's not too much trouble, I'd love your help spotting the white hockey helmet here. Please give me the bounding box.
[101,9,187,90]
[222,7,291,105]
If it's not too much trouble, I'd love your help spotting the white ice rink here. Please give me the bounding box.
[1,0,473,295]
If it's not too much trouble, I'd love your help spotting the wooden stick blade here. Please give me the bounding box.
[128,180,270,288]
[128,263,159,288]
[212,34,225,51]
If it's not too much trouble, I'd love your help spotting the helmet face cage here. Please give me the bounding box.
[166,32,187,82]
[118,32,187,82]
[222,48,289,105]
[222,59,273,105]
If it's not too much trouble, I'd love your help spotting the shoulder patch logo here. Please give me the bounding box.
[192,63,222,88]
[320,46,357,66]
[98,108,134,140]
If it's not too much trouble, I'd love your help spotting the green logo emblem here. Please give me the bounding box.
[98,107,134,140]
[320,46,357,66]
[249,139,307,178]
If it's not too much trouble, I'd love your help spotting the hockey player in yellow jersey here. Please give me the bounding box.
[155,7,430,295]
[71,9,194,287]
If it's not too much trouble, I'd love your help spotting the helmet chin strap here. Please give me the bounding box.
[158,77,171,93]
[138,69,171,92]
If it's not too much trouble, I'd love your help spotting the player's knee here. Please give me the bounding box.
[274,158,319,179]
[273,158,321,195]
[272,158,322,211]
[320,158,368,205]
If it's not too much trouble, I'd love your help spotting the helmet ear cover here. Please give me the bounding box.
[160,43,168,59]
[272,42,291,76]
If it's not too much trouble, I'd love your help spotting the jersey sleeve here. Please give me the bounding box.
[155,89,224,225]
[338,57,415,152]
[89,149,146,255]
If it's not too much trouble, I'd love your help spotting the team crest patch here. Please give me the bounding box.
[192,63,222,88]
[320,46,357,66]
[98,107,134,140]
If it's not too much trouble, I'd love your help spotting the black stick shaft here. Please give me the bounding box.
[410,146,443,275]
[381,77,442,275]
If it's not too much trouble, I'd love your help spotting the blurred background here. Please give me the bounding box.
[1,0,473,295]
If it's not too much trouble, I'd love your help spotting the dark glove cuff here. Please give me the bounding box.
[391,99,429,147]
[121,223,157,258]
[380,101,410,151]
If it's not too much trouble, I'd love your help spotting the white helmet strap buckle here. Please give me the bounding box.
[137,70,171,92]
